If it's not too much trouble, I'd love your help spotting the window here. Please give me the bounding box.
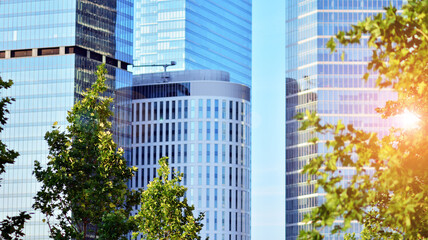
[198,189,202,208]
[159,123,163,142]
[214,166,218,185]
[184,100,188,118]
[148,102,152,120]
[236,102,239,120]
[198,166,202,185]
[160,102,164,120]
[165,123,169,142]
[206,144,211,163]
[178,122,182,141]
[215,100,219,118]
[11,49,32,58]
[198,121,203,140]
[222,100,226,119]
[166,101,170,120]
[214,144,218,163]
[215,122,219,141]
[206,188,210,208]
[191,122,195,140]
[191,100,195,118]
[206,166,210,185]
[229,101,233,119]
[198,144,203,163]
[184,144,187,163]
[38,48,59,56]
[142,124,145,143]
[142,146,145,165]
[154,102,158,120]
[207,121,211,140]
[229,167,232,186]
[178,100,182,119]
[171,100,176,119]
[190,144,195,163]
[147,146,151,165]
[222,144,226,163]
[199,99,203,118]
[207,99,211,118]
[142,103,146,121]
[135,125,139,144]
[171,123,175,141]
[178,144,181,163]
[184,122,188,140]
[229,123,233,141]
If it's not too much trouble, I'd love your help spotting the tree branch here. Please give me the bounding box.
[415,28,428,41]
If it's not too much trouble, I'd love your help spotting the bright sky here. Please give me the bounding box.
[252,0,286,239]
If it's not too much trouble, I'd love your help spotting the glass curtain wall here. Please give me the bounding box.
[285,0,405,239]
[133,0,252,87]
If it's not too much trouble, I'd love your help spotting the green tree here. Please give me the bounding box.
[33,65,141,240]
[0,77,31,240]
[298,0,427,239]
[132,157,204,240]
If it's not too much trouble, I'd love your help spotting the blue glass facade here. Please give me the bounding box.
[285,0,405,239]
[134,0,252,87]
[0,1,133,239]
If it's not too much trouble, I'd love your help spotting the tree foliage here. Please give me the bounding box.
[0,77,31,239]
[33,64,141,239]
[132,157,204,240]
[299,0,428,239]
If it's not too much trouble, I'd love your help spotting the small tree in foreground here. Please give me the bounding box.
[132,157,204,240]
[33,65,141,239]
[0,77,31,239]
[298,0,427,239]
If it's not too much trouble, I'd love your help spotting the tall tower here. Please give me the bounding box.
[133,0,252,87]
[130,70,251,240]
[285,0,405,239]
[0,1,133,238]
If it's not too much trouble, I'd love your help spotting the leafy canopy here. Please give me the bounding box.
[299,0,428,239]
[33,64,141,240]
[132,157,205,240]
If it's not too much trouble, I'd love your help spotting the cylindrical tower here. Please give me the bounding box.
[131,69,251,240]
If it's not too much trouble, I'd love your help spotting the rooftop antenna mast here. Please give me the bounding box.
[132,61,177,82]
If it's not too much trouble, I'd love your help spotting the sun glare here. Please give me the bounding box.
[396,109,421,129]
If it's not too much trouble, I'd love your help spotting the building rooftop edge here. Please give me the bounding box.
[133,69,230,86]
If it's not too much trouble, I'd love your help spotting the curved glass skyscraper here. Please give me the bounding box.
[131,70,251,240]
[0,1,133,238]
[285,0,405,239]
[134,0,252,87]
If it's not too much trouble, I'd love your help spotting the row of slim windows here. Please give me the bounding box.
[286,183,316,199]
[286,221,363,238]
[286,196,319,211]
[131,144,250,167]
[132,122,249,145]
[202,212,250,237]
[133,214,250,240]
[131,164,250,190]
[137,234,250,240]
[132,99,250,123]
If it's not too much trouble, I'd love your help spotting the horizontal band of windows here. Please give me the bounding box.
[132,82,250,101]
[0,46,131,71]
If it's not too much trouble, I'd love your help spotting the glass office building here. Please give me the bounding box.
[131,70,251,240]
[133,0,252,87]
[285,0,405,239]
[0,1,133,239]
